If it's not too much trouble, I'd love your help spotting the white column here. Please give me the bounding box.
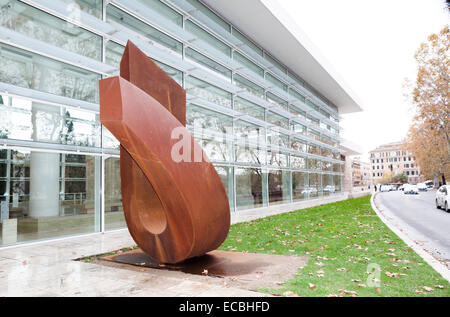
[29,101,61,218]
[29,151,60,218]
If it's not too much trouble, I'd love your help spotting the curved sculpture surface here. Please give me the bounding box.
[99,41,230,264]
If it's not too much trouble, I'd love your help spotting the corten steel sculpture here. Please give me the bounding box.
[99,41,230,264]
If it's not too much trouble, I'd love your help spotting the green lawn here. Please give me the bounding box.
[219,195,450,297]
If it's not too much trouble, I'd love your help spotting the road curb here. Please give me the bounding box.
[370,193,450,283]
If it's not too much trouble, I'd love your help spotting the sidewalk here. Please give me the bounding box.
[0,230,263,297]
[0,193,352,297]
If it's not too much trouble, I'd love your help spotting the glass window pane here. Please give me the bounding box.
[232,28,262,56]
[104,157,124,230]
[291,139,307,152]
[1,149,100,246]
[186,20,230,57]
[322,174,335,196]
[266,92,288,110]
[0,0,102,60]
[233,74,264,99]
[334,175,342,193]
[292,123,307,135]
[0,96,101,147]
[264,52,287,74]
[153,59,183,86]
[234,97,265,121]
[186,48,231,81]
[186,104,232,134]
[235,144,266,165]
[185,76,232,108]
[107,5,182,55]
[136,0,183,26]
[267,151,288,167]
[105,40,124,68]
[214,166,234,212]
[186,0,231,32]
[0,43,100,103]
[72,0,103,19]
[267,130,289,148]
[233,51,264,77]
[268,170,290,205]
[195,136,231,162]
[234,120,265,144]
[266,111,289,129]
[235,168,264,210]
[308,173,321,198]
[288,71,304,87]
[266,73,287,92]
[289,88,306,103]
[291,155,306,169]
[292,171,306,201]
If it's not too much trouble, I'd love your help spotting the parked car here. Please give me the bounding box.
[435,185,449,212]
[390,185,397,191]
[380,185,391,192]
[323,185,336,193]
[427,184,435,189]
[398,185,405,191]
[403,184,419,195]
[417,183,428,191]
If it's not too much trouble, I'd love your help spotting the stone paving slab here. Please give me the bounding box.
[0,230,283,296]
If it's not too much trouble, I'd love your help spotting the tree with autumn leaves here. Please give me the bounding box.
[405,26,449,185]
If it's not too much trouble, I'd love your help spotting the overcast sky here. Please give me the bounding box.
[278,0,449,161]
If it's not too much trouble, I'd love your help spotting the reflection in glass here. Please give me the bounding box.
[291,155,306,169]
[268,170,290,205]
[186,48,231,81]
[0,149,100,246]
[234,120,265,145]
[233,74,264,99]
[235,168,265,210]
[322,174,335,197]
[334,175,342,193]
[292,171,306,201]
[267,151,288,167]
[235,145,266,165]
[234,97,265,121]
[0,0,102,60]
[195,136,231,162]
[308,173,321,198]
[104,157,124,230]
[215,166,234,212]
[0,43,100,103]
[0,95,101,147]
[266,111,289,129]
[187,104,232,134]
[185,20,231,57]
[266,92,288,110]
[107,5,182,54]
[186,76,232,108]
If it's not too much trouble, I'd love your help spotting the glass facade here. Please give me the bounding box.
[0,0,343,247]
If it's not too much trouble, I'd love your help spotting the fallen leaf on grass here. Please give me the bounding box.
[385,271,399,278]
[422,286,433,292]
[309,283,316,290]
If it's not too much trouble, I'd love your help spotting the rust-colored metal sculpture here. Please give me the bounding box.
[99,41,230,264]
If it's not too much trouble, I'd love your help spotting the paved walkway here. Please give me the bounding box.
[0,194,353,297]
[0,230,263,297]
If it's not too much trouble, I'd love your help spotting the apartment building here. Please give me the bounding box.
[369,141,422,184]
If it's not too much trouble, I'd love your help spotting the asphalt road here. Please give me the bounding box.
[375,190,450,264]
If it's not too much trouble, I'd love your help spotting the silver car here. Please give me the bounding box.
[436,185,449,212]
